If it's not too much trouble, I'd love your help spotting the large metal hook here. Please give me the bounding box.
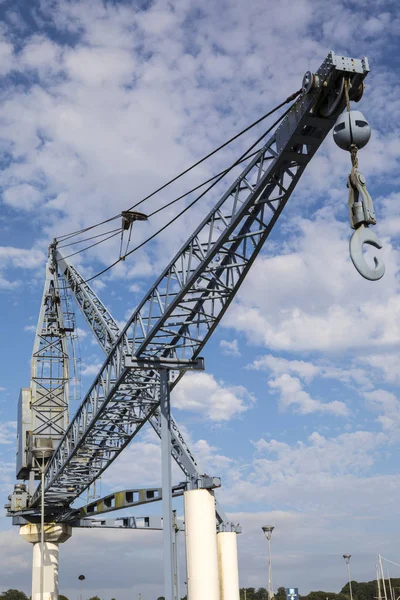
[349,224,385,281]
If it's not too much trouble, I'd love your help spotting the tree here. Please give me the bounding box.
[87,596,101,600]
[59,595,69,600]
[240,589,256,600]
[0,591,29,600]
[275,588,287,600]
[157,597,166,600]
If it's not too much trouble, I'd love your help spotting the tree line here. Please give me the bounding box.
[2,577,398,600]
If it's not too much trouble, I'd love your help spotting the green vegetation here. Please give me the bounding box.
[238,579,400,600]
[1,577,397,600]
[239,588,268,599]
[0,591,29,600]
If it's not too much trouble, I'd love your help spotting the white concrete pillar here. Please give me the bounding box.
[20,523,72,600]
[184,488,220,600]
[217,531,240,600]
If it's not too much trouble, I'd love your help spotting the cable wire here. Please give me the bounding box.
[82,104,292,284]
[147,149,274,218]
[62,230,122,260]
[58,227,122,249]
[125,88,302,214]
[56,215,121,243]
[54,88,302,243]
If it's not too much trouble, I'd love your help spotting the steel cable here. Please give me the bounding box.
[54,88,302,244]
[83,104,293,284]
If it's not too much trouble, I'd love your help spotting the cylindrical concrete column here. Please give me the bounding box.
[217,531,240,600]
[32,540,59,600]
[184,489,220,600]
[20,523,72,600]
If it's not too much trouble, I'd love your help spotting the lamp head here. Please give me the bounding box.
[262,525,274,539]
[343,554,351,563]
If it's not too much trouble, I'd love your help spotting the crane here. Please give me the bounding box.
[6,51,374,600]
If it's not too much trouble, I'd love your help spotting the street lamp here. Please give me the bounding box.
[78,574,85,600]
[262,525,275,600]
[343,554,353,600]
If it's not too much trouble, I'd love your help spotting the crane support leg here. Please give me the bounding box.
[217,531,240,600]
[184,488,221,600]
[20,523,72,600]
[126,357,204,600]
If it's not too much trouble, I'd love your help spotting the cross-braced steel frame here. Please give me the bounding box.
[24,254,70,483]
[29,52,369,510]
[55,256,200,482]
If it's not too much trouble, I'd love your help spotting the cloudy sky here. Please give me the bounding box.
[0,0,400,598]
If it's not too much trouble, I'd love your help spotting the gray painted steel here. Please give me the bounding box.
[29,52,369,510]
[55,256,201,482]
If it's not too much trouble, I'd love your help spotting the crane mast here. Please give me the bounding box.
[17,247,71,487]
[23,51,369,510]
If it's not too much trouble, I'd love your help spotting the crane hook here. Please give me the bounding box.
[349,224,385,281]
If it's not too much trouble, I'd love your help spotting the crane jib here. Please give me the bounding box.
[29,52,369,509]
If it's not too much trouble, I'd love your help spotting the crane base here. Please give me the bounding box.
[20,523,72,600]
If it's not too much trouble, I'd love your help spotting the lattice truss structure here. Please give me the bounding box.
[26,52,369,511]
[56,257,200,482]
[30,261,71,463]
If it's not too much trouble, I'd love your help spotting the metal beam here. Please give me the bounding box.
[79,485,188,517]
[30,52,369,510]
[56,255,202,482]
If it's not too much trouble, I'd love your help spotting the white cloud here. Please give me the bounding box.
[364,388,400,432]
[359,352,400,385]
[0,246,45,270]
[0,275,18,290]
[220,338,241,356]
[192,439,233,473]
[101,436,162,490]
[268,373,349,417]
[3,183,42,211]
[250,354,372,389]
[223,214,400,353]
[0,40,14,75]
[252,429,383,476]
[23,324,36,332]
[251,354,319,382]
[0,421,17,445]
[172,372,253,421]
[64,46,136,87]
[75,327,88,339]
[81,362,103,377]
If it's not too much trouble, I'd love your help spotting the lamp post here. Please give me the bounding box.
[262,525,275,600]
[343,554,353,600]
[78,574,85,600]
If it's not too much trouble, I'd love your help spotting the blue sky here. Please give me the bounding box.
[0,0,400,599]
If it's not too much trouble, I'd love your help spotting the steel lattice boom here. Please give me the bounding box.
[56,256,199,480]
[28,52,369,509]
